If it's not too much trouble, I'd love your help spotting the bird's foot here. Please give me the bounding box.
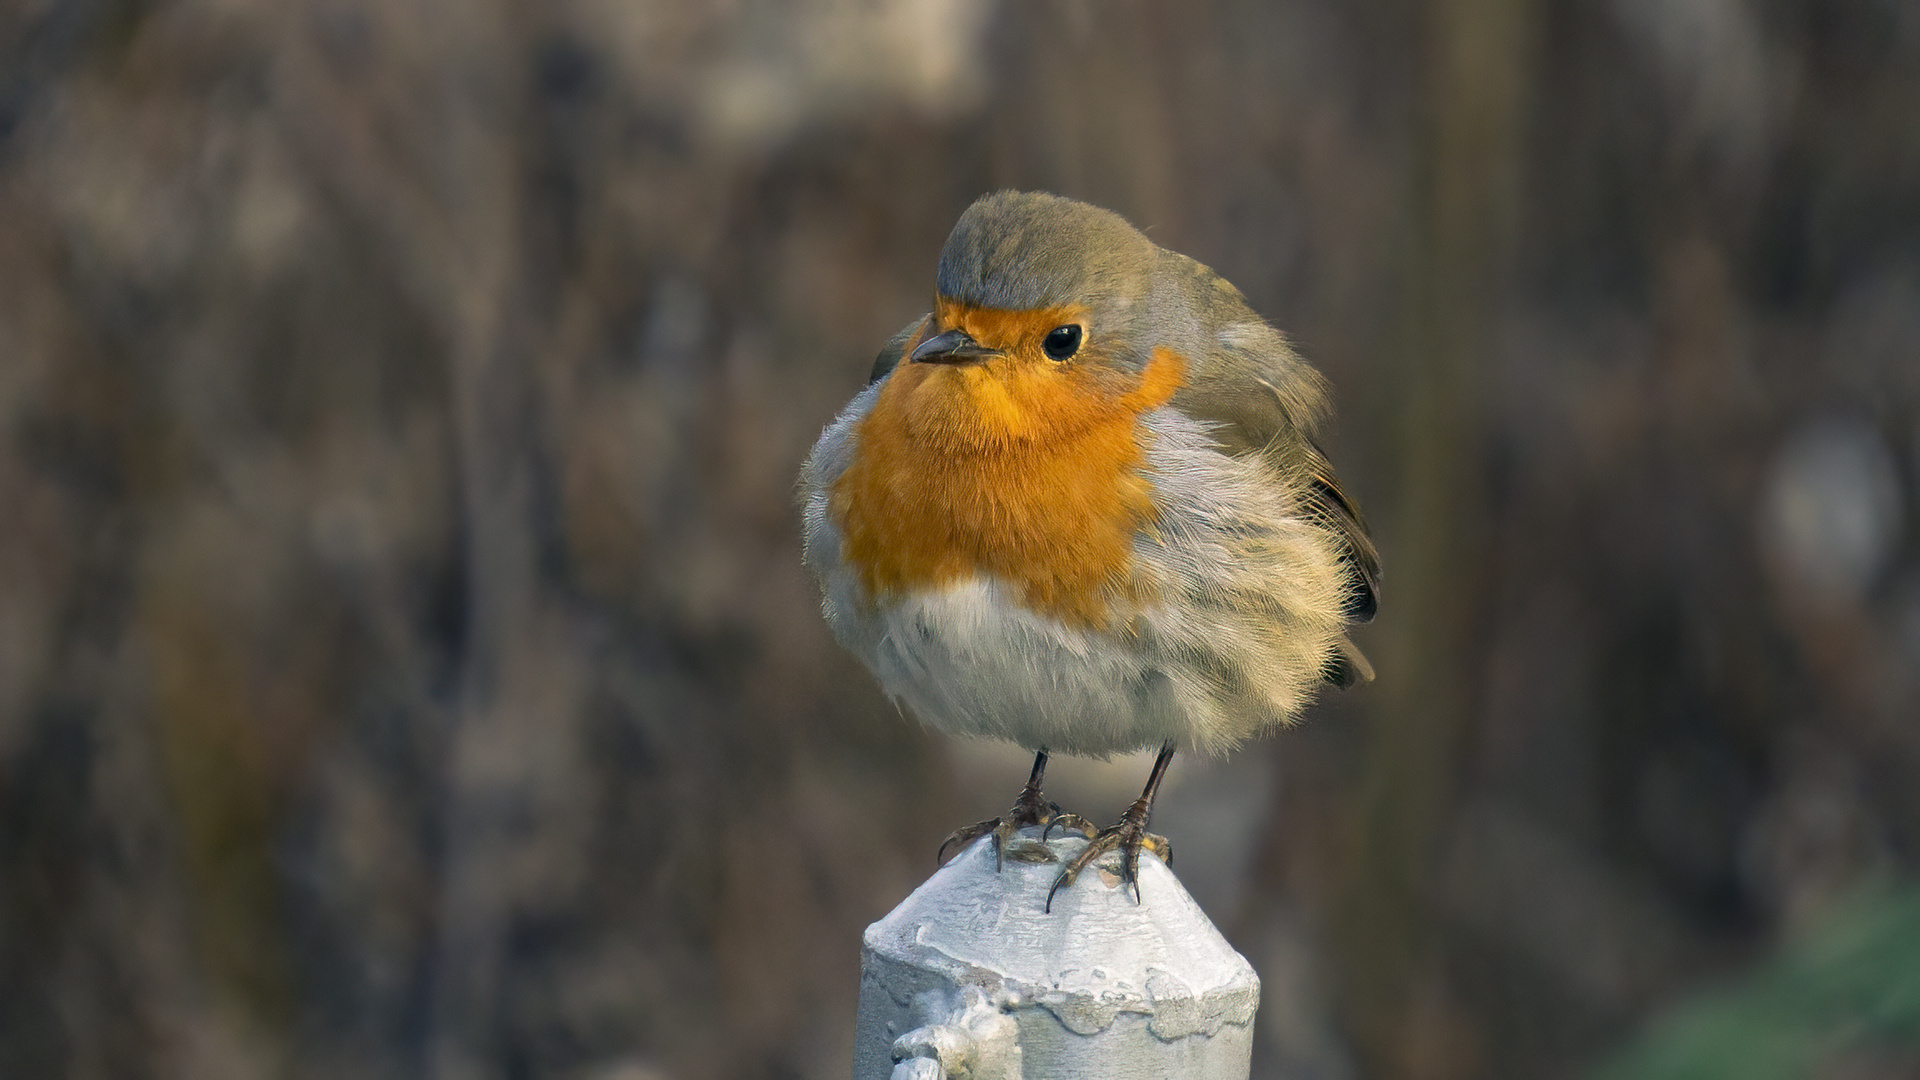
[939,782,1095,870]
[1045,795,1172,913]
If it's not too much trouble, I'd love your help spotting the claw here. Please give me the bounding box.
[1044,810,1171,912]
[1045,857,1095,911]
[937,818,1003,867]
[1040,811,1096,844]
[938,813,1062,869]
[1043,742,1177,913]
[935,750,1082,871]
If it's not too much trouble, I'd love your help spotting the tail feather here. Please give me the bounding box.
[1324,635,1375,688]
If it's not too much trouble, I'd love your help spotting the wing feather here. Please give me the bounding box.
[1163,267,1380,682]
[868,317,929,385]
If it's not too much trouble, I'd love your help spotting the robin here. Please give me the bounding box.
[801,191,1378,910]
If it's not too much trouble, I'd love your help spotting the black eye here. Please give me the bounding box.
[1042,324,1082,361]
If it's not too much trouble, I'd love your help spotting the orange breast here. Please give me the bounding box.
[831,313,1187,628]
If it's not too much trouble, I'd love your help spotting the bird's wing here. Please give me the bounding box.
[867,317,930,385]
[1299,437,1380,624]
[1167,271,1381,648]
[1198,358,1382,688]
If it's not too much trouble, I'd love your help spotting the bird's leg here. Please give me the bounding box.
[1046,742,1176,912]
[939,750,1094,869]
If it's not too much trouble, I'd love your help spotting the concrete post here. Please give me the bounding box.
[854,827,1260,1079]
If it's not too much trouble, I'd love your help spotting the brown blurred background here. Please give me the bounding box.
[2,0,1918,1078]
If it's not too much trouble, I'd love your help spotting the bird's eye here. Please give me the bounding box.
[1042,325,1082,361]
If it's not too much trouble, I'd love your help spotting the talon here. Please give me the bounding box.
[1041,812,1096,843]
[1060,812,1097,839]
[1043,813,1170,910]
[1040,742,1176,913]
[1046,867,1075,913]
[937,819,1000,867]
[935,750,1085,873]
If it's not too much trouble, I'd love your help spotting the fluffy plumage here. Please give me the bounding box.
[801,190,1376,759]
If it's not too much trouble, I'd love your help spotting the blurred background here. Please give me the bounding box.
[2,0,1918,1077]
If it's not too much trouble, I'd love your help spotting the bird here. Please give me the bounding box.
[800,190,1378,910]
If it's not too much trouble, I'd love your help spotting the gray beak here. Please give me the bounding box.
[910,329,1003,365]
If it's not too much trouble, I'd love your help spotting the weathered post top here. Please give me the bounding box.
[854,828,1260,1079]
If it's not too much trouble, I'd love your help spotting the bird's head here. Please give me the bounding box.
[881,191,1187,451]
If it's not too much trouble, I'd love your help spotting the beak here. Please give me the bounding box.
[910,328,1003,365]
